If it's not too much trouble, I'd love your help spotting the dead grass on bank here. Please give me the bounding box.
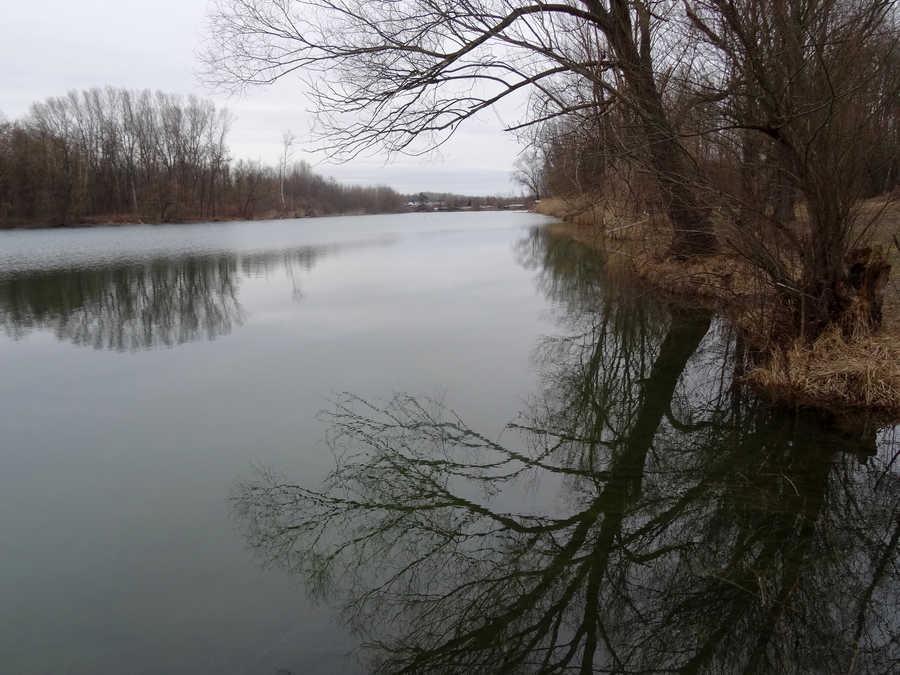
[747,328,900,412]
[536,195,900,419]
[538,196,776,329]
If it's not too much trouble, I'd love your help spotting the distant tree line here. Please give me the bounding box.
[407,191,530,210]
[0,87,405,227]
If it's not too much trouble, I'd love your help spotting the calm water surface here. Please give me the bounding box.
[0,213,897,674]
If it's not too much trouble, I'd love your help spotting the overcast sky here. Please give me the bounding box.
[0,0,527,195]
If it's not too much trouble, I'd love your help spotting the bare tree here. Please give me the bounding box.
[685,0,899,336]
[513,147,546,199]
[279,129,296,210]
[204,0,719,256]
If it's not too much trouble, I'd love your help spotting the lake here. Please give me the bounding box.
[0,212,897,674]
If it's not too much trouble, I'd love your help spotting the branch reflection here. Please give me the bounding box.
[0,245,332,350]
[235,228,899,673]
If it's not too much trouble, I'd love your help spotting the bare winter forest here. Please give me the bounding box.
[0,88,406,227]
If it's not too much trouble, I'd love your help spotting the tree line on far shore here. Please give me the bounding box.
[0,87,407,227]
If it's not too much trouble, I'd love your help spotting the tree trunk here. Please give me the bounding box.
[800,247,891,340]
[603,3,718,258]
[634,88,718,257]
[767,149,795,224]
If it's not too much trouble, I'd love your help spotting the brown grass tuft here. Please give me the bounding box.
[747,327,900,415]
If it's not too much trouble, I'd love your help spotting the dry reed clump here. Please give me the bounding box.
[747,327,900,414]
[539,195,667,253]
[638,252,763,302]
[536,195,610,231]
[536,194,658,234]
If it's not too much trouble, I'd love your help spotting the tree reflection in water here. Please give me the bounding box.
[235,229,899,674]
[0,245,328,350]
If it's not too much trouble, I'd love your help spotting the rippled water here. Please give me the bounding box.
[0,213,896,674]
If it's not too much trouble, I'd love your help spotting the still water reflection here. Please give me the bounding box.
[0,213,558,674]
[0,215,896,673]
[235,228,899,673]
[0,244,352,349]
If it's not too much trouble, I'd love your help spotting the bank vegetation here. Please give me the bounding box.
[536,194,900,417]
[0,87,406,228]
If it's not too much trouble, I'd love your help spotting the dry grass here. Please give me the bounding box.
[748,328,900,415]
[539,195,772,321]
[537,195,611,231]
[537,194,900,419]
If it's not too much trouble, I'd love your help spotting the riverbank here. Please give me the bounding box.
[0,205,529,231]
[536,196,900,421]
[0,214,243,230]
[0,210,401,230]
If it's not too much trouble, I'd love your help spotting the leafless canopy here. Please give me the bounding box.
[204,1,634,158]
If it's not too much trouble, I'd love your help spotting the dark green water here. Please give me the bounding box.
[0,214,896,674]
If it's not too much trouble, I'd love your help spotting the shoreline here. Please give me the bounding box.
[0,206,527,232]
[0,211,392,231]
[536,197,900,424]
